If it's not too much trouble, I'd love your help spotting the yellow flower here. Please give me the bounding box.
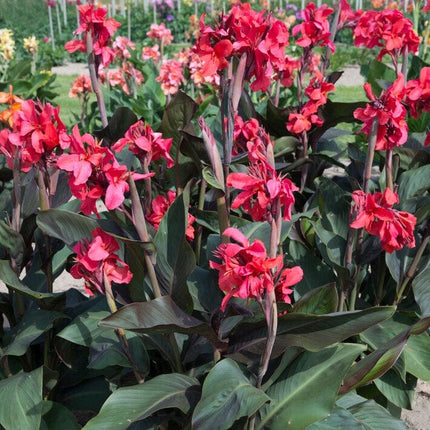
[0,29,15,61]
[23,35,39,56]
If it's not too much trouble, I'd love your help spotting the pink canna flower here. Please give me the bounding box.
[71,228,133,296]
[69,74,92,98]
[142,44,161,62]
[350,188,416,253]
[112,120,174,168]
[227,161,298,222]
[146,190,196,241]
[210,227,302,311]
[353,74,407,151]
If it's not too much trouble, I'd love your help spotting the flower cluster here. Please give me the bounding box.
[353,74,407,151]
[146,190,196,241]
[353,9,419,63]
[65,4,121,67]
[147,23,173,46]
[142,44,161,62]
[57,125,152,215]
[210,228,303,310]
[192,2,291,92]
[71,228,133,296]
[0,86,23,127]
[156,59,185,95]
[350,188,416,253]
[112,120,174,168]
[23,35,39,56]
[69,74,92,99]
[0,99,68,172]
[0,28,15,61]
[292,2,335,53]
[228,161,298,222]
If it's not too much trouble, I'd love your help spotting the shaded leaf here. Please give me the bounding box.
[0,220,25,267]
[100,295,226,350]
[292,283,338,315]
[84,374,200,430]
[413,259,430,316]
[192,359,269,430]
[42,401,81,430]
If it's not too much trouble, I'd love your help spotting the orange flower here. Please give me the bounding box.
[0,86,23,127]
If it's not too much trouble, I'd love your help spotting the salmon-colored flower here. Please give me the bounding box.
[69,74,92,98]
[0,86,23,127]
[210,228,302,310]
[350,188,416,253]
[71,228,133,296]
[147,23,173,46]
[156,59,184,95]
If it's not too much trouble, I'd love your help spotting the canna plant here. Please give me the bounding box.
[0,1,429,429]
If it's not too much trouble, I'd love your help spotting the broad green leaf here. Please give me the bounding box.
[385,245,415,284]
[412,259,430,316]
[397,164,430,204]
[360,314,430,381]
[361,59,396,95]
[41,401,81,430]
[340,317,430,393]
[0,366,43,430]
[194,210,249,234]
[229,306,395,355]
[154,186,195,310]
[37,209,98,246]
[192,359,269,430]
[258,344,364,429]
[374,370,416,409]
[100,295,226,350]
[307,396,407,430]
[0,259,58,301]
[158,90,198,158]
[0,220,25,267]
[4,309,65,356]
[292,283,338,315]
[202,166,225,192]
[84,374,200,430]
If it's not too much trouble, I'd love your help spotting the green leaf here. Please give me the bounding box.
[0,367,43,430]
[202,166,225,192]
[0,220,25,267]
[397,164,430,204]
[374,370,416,409]
[258,344,364,429]
[0,259,58,301]
[37,209,98,246]
[153,186,195,310]
[361,59,396,95]
[194,210,249,234]
[41,401,81,430]
[158,91,198,159]
[292,283,338,315]
[100,295,226,350]
[229,307,395,355]
[192,359,269,430]
[307,395,407,430]
[93,107,138,146]
[84,374,200,430]
[413,259,430,316]
[3,309,65,356]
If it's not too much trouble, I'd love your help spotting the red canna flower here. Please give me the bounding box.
[227,161,298,222]
[210,227,302,311]
[146,190,196,241]
[405,67,430,120]
[70,228,133,296]
[350,188,416,253]
[65,4,121,67]
[353,9,419,63]
[353,75,407,151]
[5,99,68,172]
[112,120,174,168]
[275,266,304,303]
[292,2,335,53]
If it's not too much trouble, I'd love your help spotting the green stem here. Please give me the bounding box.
[194,179,207,263]
[395,235,429,305]
[363,118,379,194]
[128,176,161,298]
[104,272,145,383]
